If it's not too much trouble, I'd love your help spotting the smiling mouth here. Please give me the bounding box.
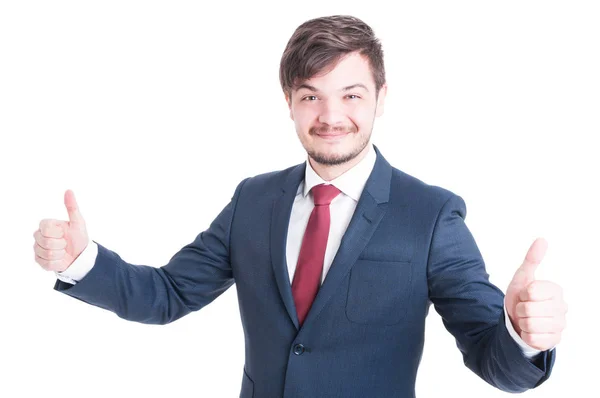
[316,132,349,140]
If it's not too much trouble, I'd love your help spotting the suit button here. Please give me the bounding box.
[293,344,305,355]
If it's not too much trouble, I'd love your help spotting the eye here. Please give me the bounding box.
[302,95,318,101]
[346,94,360,100]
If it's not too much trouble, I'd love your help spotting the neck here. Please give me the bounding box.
[309,144,371,181]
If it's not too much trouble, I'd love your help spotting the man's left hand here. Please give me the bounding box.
[505,237,568,351]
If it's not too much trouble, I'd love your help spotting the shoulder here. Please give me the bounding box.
[232,162,304,200]
[389,166,466,217]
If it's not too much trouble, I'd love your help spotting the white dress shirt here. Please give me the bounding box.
[57,143,542,358]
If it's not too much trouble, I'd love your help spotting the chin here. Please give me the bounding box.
[308,145,363,166]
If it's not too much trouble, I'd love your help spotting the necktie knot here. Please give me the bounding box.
[311,184,341,206]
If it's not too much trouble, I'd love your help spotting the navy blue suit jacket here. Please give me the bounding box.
[55,146,555,397]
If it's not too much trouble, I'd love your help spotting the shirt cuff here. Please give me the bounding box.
[55,240,98,284]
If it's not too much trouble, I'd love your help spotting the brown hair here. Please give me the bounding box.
[279,15,386,100]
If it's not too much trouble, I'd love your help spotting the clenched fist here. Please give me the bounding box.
[33,189,89,272]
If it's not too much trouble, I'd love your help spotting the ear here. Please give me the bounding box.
[375,84,388,118]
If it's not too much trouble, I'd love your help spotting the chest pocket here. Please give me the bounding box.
[345,259,413,325]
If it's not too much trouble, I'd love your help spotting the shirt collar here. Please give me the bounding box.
[301,143,376,202]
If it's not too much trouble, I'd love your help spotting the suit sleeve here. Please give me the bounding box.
[426,194,555,392]
[54,177,250,325]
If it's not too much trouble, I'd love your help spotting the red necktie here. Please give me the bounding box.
[291,183,341,327]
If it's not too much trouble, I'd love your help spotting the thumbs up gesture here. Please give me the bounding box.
[505,238,567,351]
[33,190,90,272]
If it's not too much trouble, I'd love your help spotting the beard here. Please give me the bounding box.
[305,124,371,166]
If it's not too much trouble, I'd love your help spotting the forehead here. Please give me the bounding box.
[295,52,375,92]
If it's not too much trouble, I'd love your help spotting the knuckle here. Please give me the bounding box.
[36,257,48,269]
[522,318,535,332]
[518,318,528,331]
[527,333,543,348]
[517,302,529,317]
[40,222,59,237]
[515,302,524,316]
[39,219,52,230]
[528,335,540,347]
[43,259,60,271]
[526,318,536,331]
[49,249,64,260]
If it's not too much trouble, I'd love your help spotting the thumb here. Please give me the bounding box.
[64,189,85,225]
[518,237,548,278]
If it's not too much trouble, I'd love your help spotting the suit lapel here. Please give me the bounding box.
[270,163,305,330]
[269,146,393,331]
[301,146,392,328]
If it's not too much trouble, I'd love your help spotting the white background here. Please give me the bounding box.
[1,1,598,397]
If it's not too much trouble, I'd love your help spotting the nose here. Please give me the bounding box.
[318,98,346,126]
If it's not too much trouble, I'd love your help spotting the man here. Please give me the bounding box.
[33,15,567,398]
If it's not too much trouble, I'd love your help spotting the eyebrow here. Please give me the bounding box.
[295,83,369,93]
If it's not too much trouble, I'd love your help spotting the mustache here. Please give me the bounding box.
[310,125,357,135]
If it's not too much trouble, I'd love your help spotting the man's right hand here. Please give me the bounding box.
[34,189,90,272]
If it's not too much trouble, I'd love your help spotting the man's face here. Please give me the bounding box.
[286,52,387,166]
